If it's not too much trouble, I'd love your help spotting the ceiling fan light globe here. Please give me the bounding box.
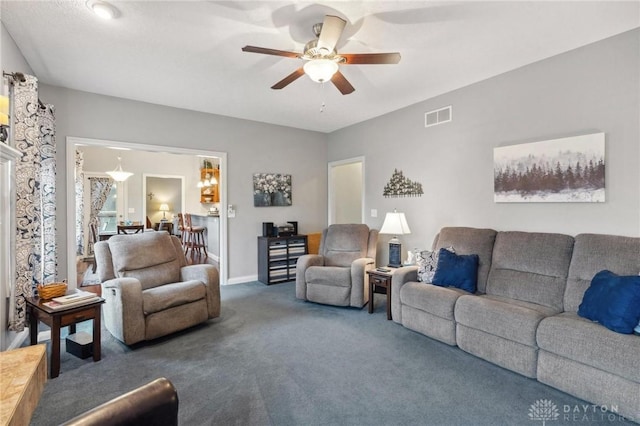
[303,59,339,83]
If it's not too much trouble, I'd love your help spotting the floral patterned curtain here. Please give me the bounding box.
[9,74,57,332]
[75,150,85,256]
[87,177,113,255]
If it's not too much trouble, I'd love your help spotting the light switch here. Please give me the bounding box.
[371,209,377,218]
[228,204,236,218]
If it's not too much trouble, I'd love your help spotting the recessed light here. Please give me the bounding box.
[86,0,119,20]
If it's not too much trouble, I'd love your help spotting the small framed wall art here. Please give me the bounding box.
[253,173,292,207]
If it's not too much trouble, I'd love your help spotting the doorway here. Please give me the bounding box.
[328,157,365,225]
[66,137,228,288]
[143,175,185,232]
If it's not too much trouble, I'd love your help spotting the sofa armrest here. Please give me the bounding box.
[180,264,220,318]
[296,254,325,300]
[101,277,145,345]
[350,257,376,307]
[391,266,419,324]
[62,377,178,426]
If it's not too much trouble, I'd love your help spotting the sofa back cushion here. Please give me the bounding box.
[107,232,182,290]
[487,231,574,311]
[565,233,640,313]
[433,227,497,294]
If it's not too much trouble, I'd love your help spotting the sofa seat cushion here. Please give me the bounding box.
[455,294,557,346]
[400,282,470,320]
[306,266,351,288]
[142,280,206,315]
[537,312,640,383]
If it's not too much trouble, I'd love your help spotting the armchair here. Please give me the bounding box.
[296,224,378,307]
[62,377,178,426]
[95,231,220,345]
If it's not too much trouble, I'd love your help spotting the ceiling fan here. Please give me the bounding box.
[242,15,401,95]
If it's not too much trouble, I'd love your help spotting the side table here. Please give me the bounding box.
[367,268,396,320]
[25,296,105,378]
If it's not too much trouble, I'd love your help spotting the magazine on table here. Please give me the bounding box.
[43,290,100,310]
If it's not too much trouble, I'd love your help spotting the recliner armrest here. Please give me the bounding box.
[180,264,220,318]
[390,265,419,324]
[62,377,178,426]
[295,254,325,300]
[350,257,375,307]
[101,277,145,345]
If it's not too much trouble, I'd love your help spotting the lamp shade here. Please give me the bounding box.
[379,211,411,236]
[303,59,339,83]
[0,113,8,126]
[159,203,169,212]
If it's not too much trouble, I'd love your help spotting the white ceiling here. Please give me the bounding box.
[2,1,638,133]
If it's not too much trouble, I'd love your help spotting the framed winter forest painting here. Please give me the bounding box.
[494,133,605,203]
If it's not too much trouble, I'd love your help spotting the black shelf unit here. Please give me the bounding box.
[258,235,308,285]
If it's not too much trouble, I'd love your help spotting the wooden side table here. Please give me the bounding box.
[367,268,395,320]
[25,297,105,378]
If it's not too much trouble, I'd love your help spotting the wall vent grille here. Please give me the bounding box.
[425,105,452,128]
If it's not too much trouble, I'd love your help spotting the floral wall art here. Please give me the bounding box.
[494,132,605,203]
[253,173,292,207]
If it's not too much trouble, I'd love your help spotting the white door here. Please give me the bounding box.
[328,157,364,225]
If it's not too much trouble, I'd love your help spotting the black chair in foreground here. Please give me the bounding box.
[62,377,178,426]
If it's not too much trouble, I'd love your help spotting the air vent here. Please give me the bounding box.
[424,105,452,128]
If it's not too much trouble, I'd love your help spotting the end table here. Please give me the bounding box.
[367,268,396,320]
[26,296,104,378]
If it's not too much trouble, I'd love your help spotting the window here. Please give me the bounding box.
[98,184,117,232]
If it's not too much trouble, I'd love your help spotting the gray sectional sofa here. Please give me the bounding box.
[391,227,640,421]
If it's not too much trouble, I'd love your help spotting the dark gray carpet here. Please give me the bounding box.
[29,282,633,425]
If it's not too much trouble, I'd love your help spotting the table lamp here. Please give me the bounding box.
[159,203,170,222]
[379,209,411,268]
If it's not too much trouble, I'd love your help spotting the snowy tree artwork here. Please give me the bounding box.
[494,133,605,203]
[383,169,423,197]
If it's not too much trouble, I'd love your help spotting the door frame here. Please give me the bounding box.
[66,136,228,287]
[327,156,365,225]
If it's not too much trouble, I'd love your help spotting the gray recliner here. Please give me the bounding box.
[95,231,220,345]
[296,224,378,307]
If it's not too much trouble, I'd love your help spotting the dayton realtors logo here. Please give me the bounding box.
[529,399,560,425]
[529,399,631,423]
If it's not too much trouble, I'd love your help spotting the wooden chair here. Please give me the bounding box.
[117,224,144,234]
[89,223,98,273]
[183,213,207,260]
[177,213,185,243]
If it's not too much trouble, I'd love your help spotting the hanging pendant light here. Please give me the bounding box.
[106,156,133,182]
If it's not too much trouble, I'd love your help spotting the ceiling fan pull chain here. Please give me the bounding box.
[319,82,326,113]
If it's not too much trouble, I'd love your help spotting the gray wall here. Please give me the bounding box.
[328,29,640,265]
[38,84,328,282]
[0,23,34,82]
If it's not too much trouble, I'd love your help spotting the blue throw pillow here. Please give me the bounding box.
[432,248,479,293]
[578,270,640,334]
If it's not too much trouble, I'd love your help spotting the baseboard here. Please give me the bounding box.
[226,275,258,285]
[37,330,51,343]
[7,329,29,350]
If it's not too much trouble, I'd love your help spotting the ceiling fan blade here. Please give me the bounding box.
[271,68,305,90]
[331,71,355,95]
[317,15,346,53]
[342,52,401,65]
[242,46,300,59]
